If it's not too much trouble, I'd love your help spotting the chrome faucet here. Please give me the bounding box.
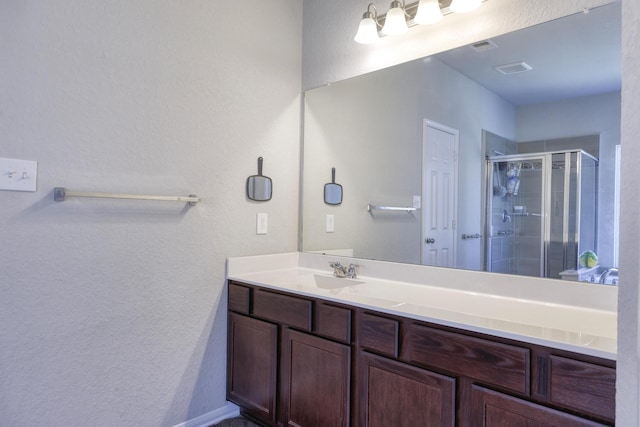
[329,262,359,279]
[346,263,359,279]
[599,267,619,285]
[329,261,347,278]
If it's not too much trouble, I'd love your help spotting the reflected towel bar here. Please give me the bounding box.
[53,187,201,206]
[462,233,482,240]
[367,204,416,213]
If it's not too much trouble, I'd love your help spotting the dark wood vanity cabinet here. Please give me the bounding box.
[227,281,616,427]
[227,312,278,425]
[227,281,351,427]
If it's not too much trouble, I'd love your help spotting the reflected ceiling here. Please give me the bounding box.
[435,3,621,105]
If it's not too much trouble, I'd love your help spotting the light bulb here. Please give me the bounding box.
[382,1,408,36]
[449,0,482,13]
[354,17,380,44]
[414,0,443,25]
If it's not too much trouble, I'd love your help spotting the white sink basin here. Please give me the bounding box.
[313,274,364,289]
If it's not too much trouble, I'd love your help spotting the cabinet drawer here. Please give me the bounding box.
[253,289,312,331]
[549,355,615,422]
[410,324,530,395]
[228,282,251,314]
[316,303,351,344]
[359,313,399,358]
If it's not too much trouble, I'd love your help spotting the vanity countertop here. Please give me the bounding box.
[227,252,617,360]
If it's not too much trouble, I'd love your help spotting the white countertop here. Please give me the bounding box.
[227,252,617,360]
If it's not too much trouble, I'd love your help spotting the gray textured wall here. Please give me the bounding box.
[0,1,301,425]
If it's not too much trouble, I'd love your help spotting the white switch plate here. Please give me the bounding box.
[0,157,37,192]
[413,195,421,209]
[326,214,335,233]
[256,213,268,235]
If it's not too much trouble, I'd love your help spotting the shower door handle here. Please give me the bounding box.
[425,238,435,244]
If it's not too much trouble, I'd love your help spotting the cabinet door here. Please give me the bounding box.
[471,385,609,427]
[281,328,351,427]
[359,352,455,427]
[227,313,278,426]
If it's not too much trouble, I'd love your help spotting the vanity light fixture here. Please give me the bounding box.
[381,1,409,36]
[355,0,486,44]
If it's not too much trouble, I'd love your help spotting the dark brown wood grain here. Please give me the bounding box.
[228,282,251,314]
[409,323,530,395]
[227,313,278,425]
[471,385,608,427]
[281,328,351,427]
[549,355,616,422]
[359,351,455,427]
[315,302,352,344]
[358,312,399,358]
[252,288,312,331]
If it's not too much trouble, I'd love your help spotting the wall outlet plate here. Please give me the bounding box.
[0,157,37,192]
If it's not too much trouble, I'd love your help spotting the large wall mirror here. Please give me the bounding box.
[301,2,621,285]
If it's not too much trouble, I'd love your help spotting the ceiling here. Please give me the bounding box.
[435,2,621,106]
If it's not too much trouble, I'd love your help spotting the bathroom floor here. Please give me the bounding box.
[210,416,263,427]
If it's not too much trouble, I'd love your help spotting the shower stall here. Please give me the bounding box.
[485,150,598,278]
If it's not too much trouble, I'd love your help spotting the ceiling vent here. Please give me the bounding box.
[494,61,533,75]
[470,39,497,52]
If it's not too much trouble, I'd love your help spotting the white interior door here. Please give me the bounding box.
[421,120,459,267]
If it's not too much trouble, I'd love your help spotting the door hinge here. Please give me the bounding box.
[452,219,457,230]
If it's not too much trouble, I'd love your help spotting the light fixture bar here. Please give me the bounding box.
[356,0,488,43]
[377,0,453,29]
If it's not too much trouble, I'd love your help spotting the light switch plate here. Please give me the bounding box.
[256,213,268,235]
[326,214,335,233]
[413,195,421,209]
[0,157,37,192]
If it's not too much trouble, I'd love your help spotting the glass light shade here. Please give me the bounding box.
[449,0,482,13]
[382,6,408,36]
[414,0,443,25]
[354,17,380,44]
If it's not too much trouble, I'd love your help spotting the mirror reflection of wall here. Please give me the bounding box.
[301,2,621,282]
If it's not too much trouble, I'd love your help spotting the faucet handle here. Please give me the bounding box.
[347,263,360,278]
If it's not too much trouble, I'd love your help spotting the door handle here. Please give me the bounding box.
[425,238,435,244]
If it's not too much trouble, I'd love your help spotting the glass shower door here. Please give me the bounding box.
[486,155,546,277]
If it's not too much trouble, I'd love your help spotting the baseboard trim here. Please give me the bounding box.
[173,402,240,427]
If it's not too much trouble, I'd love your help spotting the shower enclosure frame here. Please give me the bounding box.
[485,150,598,278]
